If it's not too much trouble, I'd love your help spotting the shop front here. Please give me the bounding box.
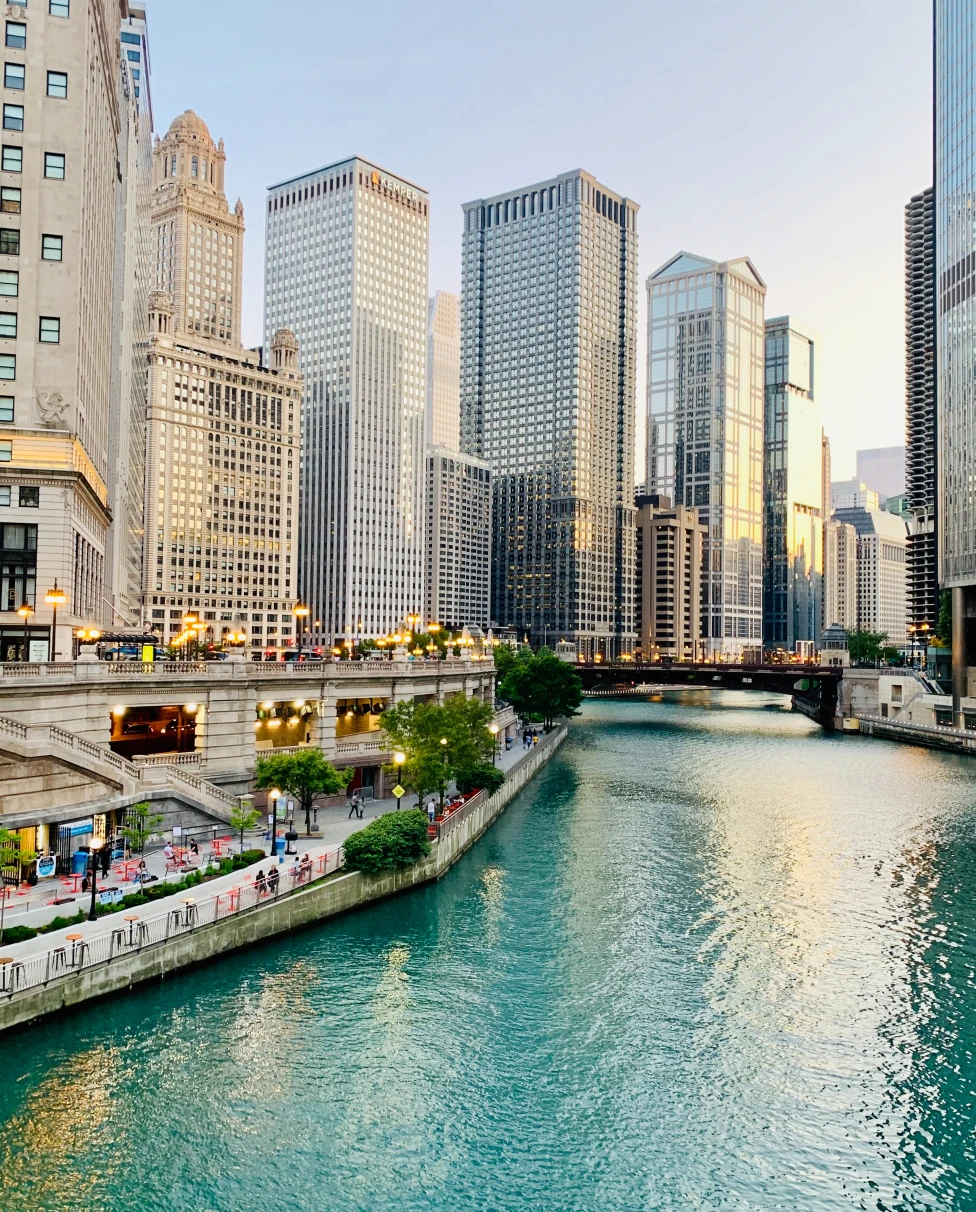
[254,699,318,751]
[109,703,201,760]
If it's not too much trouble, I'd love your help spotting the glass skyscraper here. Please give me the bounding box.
[264,160,428,647]
[646,253,766,658]
[460,171,638,658]
[936,1,976,712]
[762,317,824,652]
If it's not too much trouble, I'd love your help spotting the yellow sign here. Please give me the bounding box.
[392,785,405,799]
[371,170,380,187]
[141,644,155,663]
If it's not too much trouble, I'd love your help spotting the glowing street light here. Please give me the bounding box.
[44,580,67,660]
[17,602,33,662]
[293,602,310,659]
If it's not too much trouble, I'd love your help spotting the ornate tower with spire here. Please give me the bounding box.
[151,110,244,345]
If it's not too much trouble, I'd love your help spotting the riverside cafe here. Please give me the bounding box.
[1,811,125,894]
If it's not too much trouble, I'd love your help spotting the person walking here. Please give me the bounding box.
[427,800,436,824]
[347,793,359,820]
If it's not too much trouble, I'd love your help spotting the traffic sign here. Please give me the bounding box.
[392,785,405,799]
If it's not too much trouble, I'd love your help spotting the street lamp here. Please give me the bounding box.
[293,602,310,659]
[87,839,103,921]
[268,787,280,858]
[439,736,448,813]
[17,602,33,662]
[44,580,67,660]
[489,722,500,765]
[182,612,198,657]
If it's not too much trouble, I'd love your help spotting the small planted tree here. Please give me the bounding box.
[229,799,262,853]
[499,651,583,731]
[254,747,353,836]
[121,801,164,854]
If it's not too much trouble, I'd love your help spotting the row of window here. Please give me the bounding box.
[2,147,64,177]
[0,484,37,505]
[0,230,61,259]
[6,0,69,14]
[0,315,60,340]
[3,60,67,98]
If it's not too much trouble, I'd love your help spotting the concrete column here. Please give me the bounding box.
[314,696,337,762]
[953,586,969,728]
[200,684,255,775]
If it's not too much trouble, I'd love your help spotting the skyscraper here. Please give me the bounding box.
[833,505,908,644]
[425,447,491,630]
[823,519,857,631]
[762,317,824,652]
[265,160,428,647]
[426,291,460,449]
[461,171,638,658]
[144,113,302,657]
[0,0,141,660]
[936,1,976,714]
[634,493,705,661]
[856,447,906,499]
[905,187,938,634]
[647,253,766,658]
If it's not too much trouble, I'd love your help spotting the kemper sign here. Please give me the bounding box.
[370,168,419,203]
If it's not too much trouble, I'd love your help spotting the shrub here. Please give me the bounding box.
[39,911,84,934]
[343,809,432,875]
[236,849,267,868]
[0,924,37,944]
[454,764,505,796]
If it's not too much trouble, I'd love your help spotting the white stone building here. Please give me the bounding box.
[144,113,302,658]
[426,291,459,450]
[834,506,908,644]
[425,445,490,630]
[823,518,857,632]
[264,159,428,647]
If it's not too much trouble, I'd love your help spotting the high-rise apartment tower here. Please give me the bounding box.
[762,317,824,653]
[265,159,428,647]
[425,446,491,630]
[634,493,705,661]
[461,171,638,658]
[144,113,302,657]
[905,187,938,634]
[646,253,766,658]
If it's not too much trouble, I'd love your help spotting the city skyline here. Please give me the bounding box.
[145,0,930,483]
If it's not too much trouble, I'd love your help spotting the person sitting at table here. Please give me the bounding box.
[163,841,175,863]
[188,838,199,858]
[255,869,267,894]
[267,866,280,894]
[300,853,312,881]
[136,858,150,885]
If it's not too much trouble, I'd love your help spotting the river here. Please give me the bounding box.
[2,693,976,1210]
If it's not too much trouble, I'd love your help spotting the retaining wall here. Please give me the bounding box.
[0,726,566,1033]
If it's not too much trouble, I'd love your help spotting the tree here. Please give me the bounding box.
[342,809,431,875]
[229,799,262,853]
[499,651,583,730]
[121,801,164,854]
[937,590,952,647]
[254,748,353,835]
[381,695,497,809]
[847,629,889,667]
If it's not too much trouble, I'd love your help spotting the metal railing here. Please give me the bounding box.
[0,848,345,1001]
[857,713,976,742]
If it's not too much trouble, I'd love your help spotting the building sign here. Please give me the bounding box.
[59,819,93,838]
[369,167,420,203]
[36,855,56,879]
[29,640,49,663]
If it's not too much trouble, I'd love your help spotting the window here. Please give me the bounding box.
[1,521,36,610]
[125,49,139,62]
[2,104,22,131]
[41,234,61,261]
[2,187,20,212]
[4,23,24,49]
[0,314,16,338]
[0,487,8,505]
[4,64,24,90]
[0,228,18,255]
[46,71,66,98]
[18,485,36,507]
[38,316,58,343]
[0,395,10,421]
[49,0,70,14]
[1,145,20,174]
[43,152,63,179]
[0,270,18,295]
[120,31,140,45]
[0,439,9,461]
[0,353,14,377]
[7,0,25,8]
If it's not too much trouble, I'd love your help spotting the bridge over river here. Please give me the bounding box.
[576,662,841,729]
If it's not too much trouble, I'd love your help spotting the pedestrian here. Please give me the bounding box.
[255,868,266,894]
[99,845,111,877]
[427,800,436,824]
[357,795,364,819]
[533,733,539,746]
[347,793,359,820]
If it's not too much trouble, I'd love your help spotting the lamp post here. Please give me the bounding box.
[393,750,405,807]
[919,622,931,673]
[294,602,310,659]
[268,787,280,858]
[489,722,500,765]
[439,736,448,813]
[17,602,33,662]
[44,580,67,660]
[87,839,102,921]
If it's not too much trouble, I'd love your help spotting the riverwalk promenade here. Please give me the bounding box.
[0,727,565,1033]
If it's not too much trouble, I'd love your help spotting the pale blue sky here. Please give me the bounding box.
[149,0,930,480]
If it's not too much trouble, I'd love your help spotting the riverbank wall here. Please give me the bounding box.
[0,726,566,1035]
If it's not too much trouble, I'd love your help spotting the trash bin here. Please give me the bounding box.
[275,837,286,863]
[71,850,89,875]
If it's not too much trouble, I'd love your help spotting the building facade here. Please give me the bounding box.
[634,493,704,661]
[426,291,460,449]
[834,506,907,643]
[831,480,881,512]
[144,113,302,658]
[264,159,428,647]
[856,446,906,499]
[646,253,766,658]
[425,445,490,630]
[104,3,152,630]
[905,187,938,633]
[461,171,638,659]
[763,317,824,653]
[0,0,143,660]
[823,518,857,632]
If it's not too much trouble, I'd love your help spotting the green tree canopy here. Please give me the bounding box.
[120,802,164,854]
[254,748,353,835]
[381,694,497,806]
[229,798,262,852]
[937,590,952,647]
[847,629,890,667]
[498,651,583,730]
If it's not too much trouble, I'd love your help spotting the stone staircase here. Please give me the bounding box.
[0,715,237,827]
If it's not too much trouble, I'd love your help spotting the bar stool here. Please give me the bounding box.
[179,897,197,927]
[123,914,141,946]
[65,933,85,967]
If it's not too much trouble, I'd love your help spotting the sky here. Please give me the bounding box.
[147,0,931,482]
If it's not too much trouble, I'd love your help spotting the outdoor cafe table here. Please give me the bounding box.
[116,859,141,880]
